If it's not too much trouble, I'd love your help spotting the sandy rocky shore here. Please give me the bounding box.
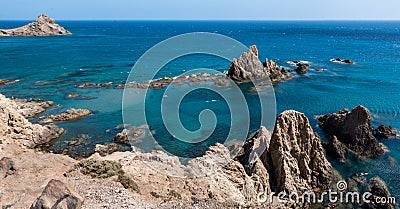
[0,45,397,209]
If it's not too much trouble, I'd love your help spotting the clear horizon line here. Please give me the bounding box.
[1,18,400,21]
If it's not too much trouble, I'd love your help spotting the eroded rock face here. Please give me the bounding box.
[0,14,71,37]
[227,45,268,82]
[39,109,91,124]
[323,136,348,160]
[268,110,336,193]
[263,58,292,83]
[318,105,384,158]
[365,177,395,209]
[227,45,292,83]
[0,94,64,148]
[30,179,83,209]
[236,126,271,194]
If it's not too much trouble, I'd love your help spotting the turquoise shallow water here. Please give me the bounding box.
[1,21,400,198]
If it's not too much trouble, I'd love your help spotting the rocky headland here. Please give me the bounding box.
[0,14,71,37]
[0,92,395,208]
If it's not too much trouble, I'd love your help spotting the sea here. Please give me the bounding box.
[0,20,399,198]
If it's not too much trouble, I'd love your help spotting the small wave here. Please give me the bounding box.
[205,99,218,103]
[286,60,310,66]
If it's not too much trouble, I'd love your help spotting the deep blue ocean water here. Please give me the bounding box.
[1,21,400,197]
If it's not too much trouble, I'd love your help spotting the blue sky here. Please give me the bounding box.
[1,0,400,20]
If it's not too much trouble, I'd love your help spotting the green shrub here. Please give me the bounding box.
[76,159,139,192]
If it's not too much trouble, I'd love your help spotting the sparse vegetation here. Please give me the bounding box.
[168,190,181,199]
[150,191,161,198]
[76,159,139,192]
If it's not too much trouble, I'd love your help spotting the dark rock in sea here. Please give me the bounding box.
[318,105,384,158]
[39,108,92,124]
[0,157,16,178]
[263,59,292,83]
[324,135,348,160]
[364,177,395,209]
[295,63,308,74]
[0,79,17,86]
[374,125,397,139]
[330,58,355,64]
[30,179,83,209]
[0,14,71,37]
[95,143,123,156]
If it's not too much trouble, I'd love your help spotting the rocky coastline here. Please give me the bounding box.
[0,14,71,37]
[0,38,396,208]
[0,92,396,208]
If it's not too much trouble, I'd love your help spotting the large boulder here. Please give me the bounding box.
[0,94,64,148]
[318,106,384,158]
[30,179,83,209]
[0,14,71,37]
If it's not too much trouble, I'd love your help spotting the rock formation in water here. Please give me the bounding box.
[330,58,355,64]
[30,179,83,209]
[39,108,92,124]
[263,58,292,83]
[0,79,17,86]
[0,94,64,148]
[318,105,385,158]
[374,125,397,139]
[365,177,395,209]
[295,63,308,74]
[227,45,292,83]
[0,14,71,37]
